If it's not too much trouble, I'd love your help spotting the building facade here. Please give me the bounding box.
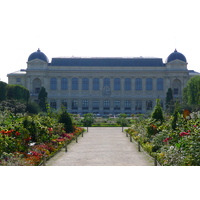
[7,49,196,115]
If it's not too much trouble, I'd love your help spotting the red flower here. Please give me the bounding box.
[15,131,21,136]
[48,127,53,132]
[163,137,172,143]
[179,132,190,137]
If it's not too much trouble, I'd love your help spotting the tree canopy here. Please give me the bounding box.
[183,75,200,106]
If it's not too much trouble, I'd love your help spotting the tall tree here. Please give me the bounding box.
[183,76,200,106]
[38,87,48,112]
[165,88,174,113]
[0,81,7,101]
[151,99,164,123]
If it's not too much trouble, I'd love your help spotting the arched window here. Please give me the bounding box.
[72,78,78,90]
[82,78,89,90]
[124,78,131,90]
[114,78,121,90]
[103,78,110,87]
[61,78,68,90]
[172,79,181,95]
[93,78,99,90]
[157,78,163,90]
[135,78,142,90]
[32,78,41,94]
[50,77,57,90]
[146,78,152,90]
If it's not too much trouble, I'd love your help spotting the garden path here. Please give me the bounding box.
[46,127,154,166]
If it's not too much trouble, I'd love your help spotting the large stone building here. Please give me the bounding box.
[7,49,198,115]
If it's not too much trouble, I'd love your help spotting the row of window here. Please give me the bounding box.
[50,77,164,91]
[50,99,163,111]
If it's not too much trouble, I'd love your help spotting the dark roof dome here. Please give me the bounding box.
[28,49,49,63]
[166,49,187,63]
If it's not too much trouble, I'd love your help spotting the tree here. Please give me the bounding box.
[183,76,200,107]
[38,87,48,112]
[0,81,7,101]
[6,84,30,103]
[151,99,164,123]
[82,113,95,127]
[58,108,74,133]
[165,88,174,113]
[116,114,128,131]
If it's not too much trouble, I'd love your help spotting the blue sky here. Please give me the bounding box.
[1,0,200,82]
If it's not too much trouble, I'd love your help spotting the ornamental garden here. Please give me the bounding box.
[0,75,199,166]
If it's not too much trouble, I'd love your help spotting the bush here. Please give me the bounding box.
[58,108,74,133]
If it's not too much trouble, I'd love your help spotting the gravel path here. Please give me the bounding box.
[46,127,154,166]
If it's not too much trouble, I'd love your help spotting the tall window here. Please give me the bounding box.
[61,100,67,109]
[114,78,121,90]
[114,100,120,110]
[135,100,142,111]
[72,78,78,90]
[124,78,131,90]
[157,78,163,90]
[125,100,131,110]
[61,78,68,90]
[146,100,152,110]
[72,100,78,110]
[103,100,110,110]
[82,78,89,90]
[82,100,89,110]
[93,101,99,110]
[146,78,152,90]
[93,78,100,90]
[103,78,110,87]
[50,100,57,109]
[50,77,57,90]
[135,78,142,90]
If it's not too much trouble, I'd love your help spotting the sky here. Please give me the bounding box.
[0,0,200,83]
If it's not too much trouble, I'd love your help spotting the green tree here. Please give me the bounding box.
[116,114,128,131]
[183,76,200,107]
[82,113,95,127]
[165,88,174,113]
[6,84,30,103]
[0,81,7,101]
[38,87,48,112]
[151,99,164,123]
[58,108,74,133]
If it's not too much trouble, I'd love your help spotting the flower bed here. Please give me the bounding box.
[125,113,200,166]
[0,113,84,166]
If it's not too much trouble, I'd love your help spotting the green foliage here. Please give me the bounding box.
[151,99,164,123]
[58,108,74,133]
[171,103,179,130]
[6,84,30,103]
[82,113,95,127]
[116,114,129,127]
[183,75,200,106]
[165,88,174,113]
[0,81,7,101]
[0,99,26,115]
[38,87,48,112]
[26,102,40,114]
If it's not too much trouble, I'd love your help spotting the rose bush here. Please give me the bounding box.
[126,112,200,166]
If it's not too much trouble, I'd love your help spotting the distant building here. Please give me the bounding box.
[7,49,199,115]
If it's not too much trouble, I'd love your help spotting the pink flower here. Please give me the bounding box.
[179,132,190,137]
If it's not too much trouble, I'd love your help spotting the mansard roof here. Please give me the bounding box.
[50,57,164,67]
